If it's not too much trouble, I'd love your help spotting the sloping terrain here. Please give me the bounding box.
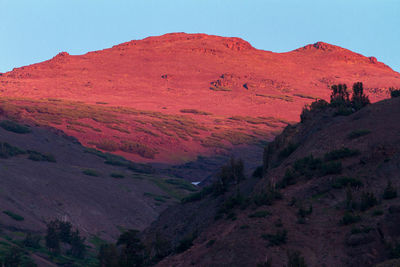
[0,118,197,240]
[0,33,399,165]
[143,96,400,267]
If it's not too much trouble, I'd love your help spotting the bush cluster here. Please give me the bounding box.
[301,82,370,122]
[45,219,86,258]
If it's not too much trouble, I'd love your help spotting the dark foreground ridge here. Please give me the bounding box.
[140,85,400,267]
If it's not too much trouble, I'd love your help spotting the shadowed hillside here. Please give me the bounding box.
[141,90,400,267]
[0,118,198,266]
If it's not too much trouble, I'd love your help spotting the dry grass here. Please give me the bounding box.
[256,93,294,102]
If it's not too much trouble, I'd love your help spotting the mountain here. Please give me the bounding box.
[143,95,400,267]
[1,33,399,166]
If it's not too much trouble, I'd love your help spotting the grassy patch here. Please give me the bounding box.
[347,129,371,140]
[179,109,211,115]
[211,130,257,145]
[106,124,130,134]
[0,142,25,158]
[181,186,213,203]
[110,173,124,178]
[27,150,56,162]
[0,120,31,134]
[293,93,317,100]
[165,179,197,192]
[143,192,171,203]
[82,169,100,177]
[120,141,158,159]
[91,140,119,152]
[324,147,360,161]
[210,85,232,91]
[3,210,24,221]
[256,94,293,102]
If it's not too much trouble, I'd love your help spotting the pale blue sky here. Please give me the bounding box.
[1,0,399,72]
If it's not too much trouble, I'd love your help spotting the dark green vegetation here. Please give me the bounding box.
[3,210,24,221]
[1,81,399,266]
[347,129,371,140]
[261,229,288,246]
[390,88,400,98]
[301,82,370,122]
[0,120,31,134]
[0,142,56,162]
[179,109,212,115]
[0,142,25,158]
[135,82,400,266]
[97,230,146,267]
[82,169,100,177]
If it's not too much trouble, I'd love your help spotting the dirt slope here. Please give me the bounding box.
[1,33,399,164]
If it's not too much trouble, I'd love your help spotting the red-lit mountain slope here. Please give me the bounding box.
[1,33,399,164]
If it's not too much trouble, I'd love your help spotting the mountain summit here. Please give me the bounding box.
[0,33,399,163]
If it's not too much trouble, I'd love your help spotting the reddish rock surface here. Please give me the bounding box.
[1,33,399,163]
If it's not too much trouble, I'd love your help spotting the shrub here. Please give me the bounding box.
[82,169,99,177]
[300,99,329,122]
[219,191,248,215]
[3,210,24,221]
[117,230,145,265]
[253,184,282,206]
[390,88,400,98]
[334,106,353,116]
[293,155,322,178]
[287,250,307,267]
[277,168,297,188]
[390,242,400,258]
[27,150,56,162]
[340,212,361,225]
[110,173,124,178]
[213,157,245,195]
[0,142,25,158]
[351,82,370,110]
[179,109,211,115]
[120,141,158,159]
[261,229,287,246]
[360,191,377,211]
[93,140,119,152]
[372,210,384,216]
[252,166,264,178]
[68,230,86,258]
[175,232,197,253]
[24,233,41,249]
[248,210,271,218]
[278,143,299,159]
[319,161,342,175]
[350,226,372,235]
[98,244,119,267]
[330,84,350,107]
[0,120,31,134]
[206,239,216,247]
[324,147,360,161]
[332,177,363,189]
[181,186,213,203]
[383,181,397,200]
[297,205,313,218]
[347,129,371,140]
